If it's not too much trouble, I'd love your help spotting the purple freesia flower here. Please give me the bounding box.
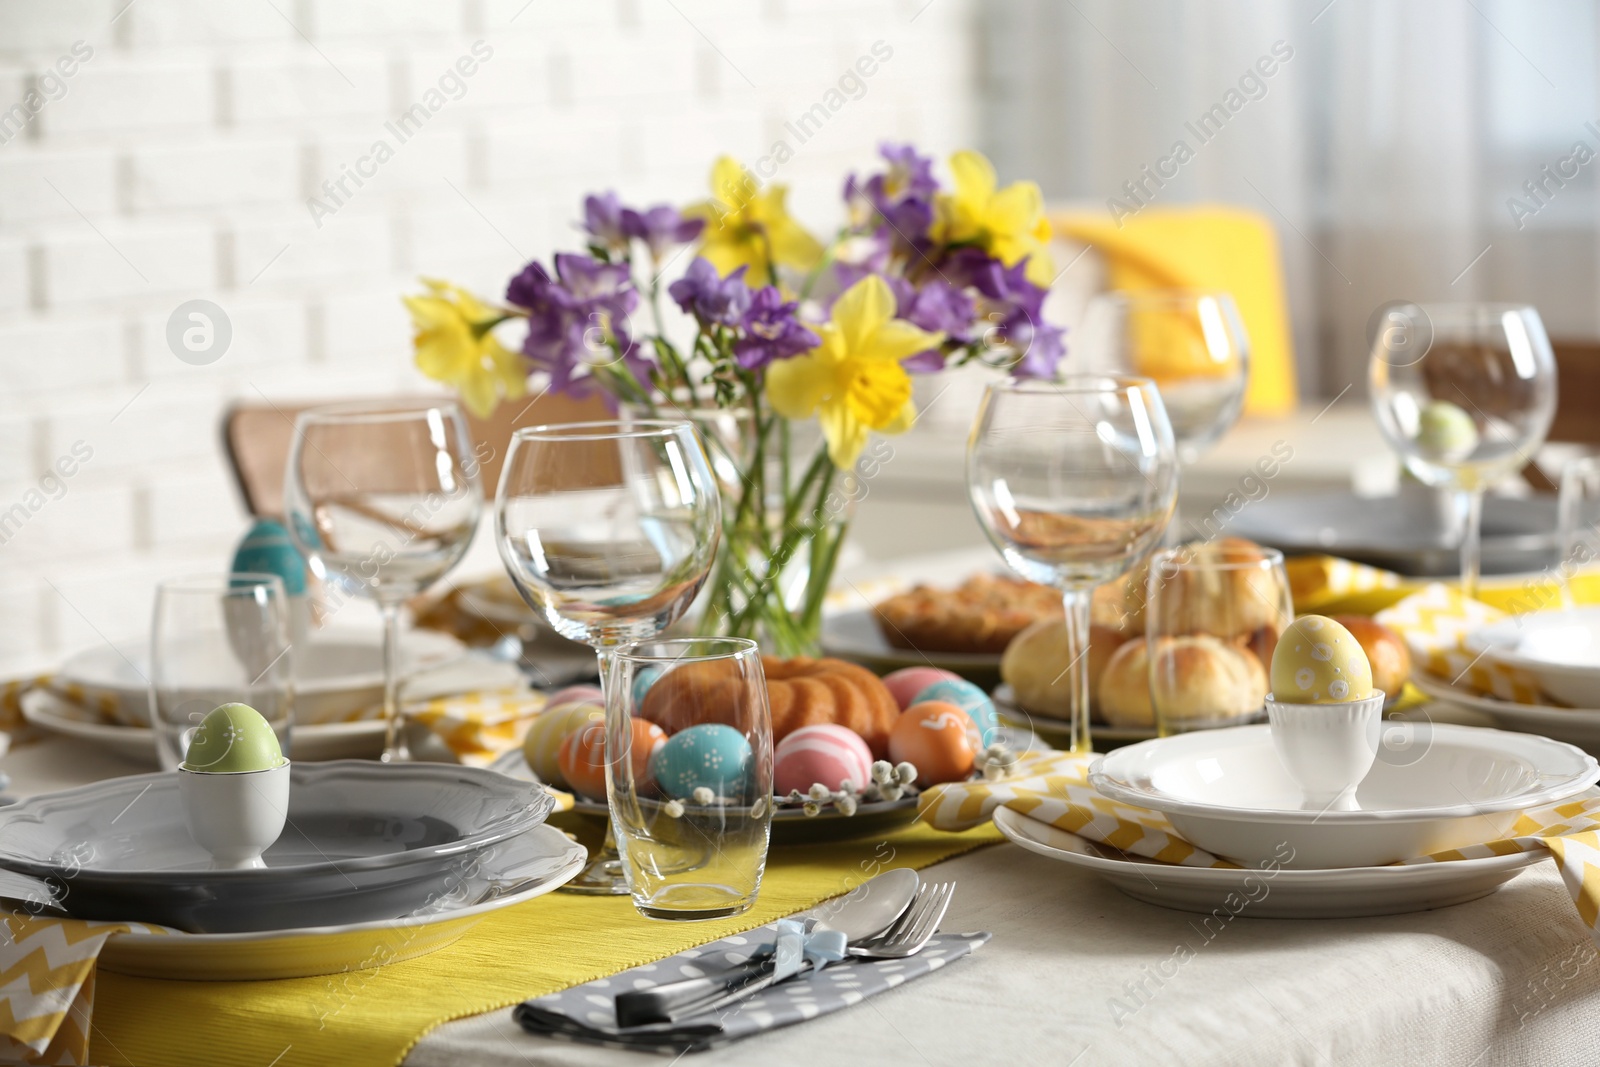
[623,205,704,259]
[668,257,752,326]
[949,250,1066,378]
[582,192,629,251]
[506,253,650,396]
[733,287,819,370]
[844,143,939,247]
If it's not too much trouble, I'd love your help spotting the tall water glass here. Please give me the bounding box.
[1558,455,1600,607]
[967,377,1178,752]
[608,638,772,920]
[150,574,293,771]
[284,400,482,761]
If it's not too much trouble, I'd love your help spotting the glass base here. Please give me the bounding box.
[559,850,631,896]
[634,902,749,922]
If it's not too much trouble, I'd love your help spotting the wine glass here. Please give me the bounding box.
[968,376,1179,752]
[1078,291,1250,464]
[284,400,482,762]
[496,420,721,894]
[1368,303,1558,599]
[150,574,294,771]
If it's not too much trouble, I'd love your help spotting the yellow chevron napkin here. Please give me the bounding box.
[1374,584,1545,704]
[0,913,174,1066]
[405,688,546,767]
[921,750,1600,938]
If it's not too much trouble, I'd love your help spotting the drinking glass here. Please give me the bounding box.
[284,400,482,761]
[1558,455,1600,607]
[1078,291,1250,464]
[1369,303,1557,600]
[967,376,1179,752]
[1146,544,1292,736]
[150,574,294,771]
[496,420,721,894]
[607,637,772,920]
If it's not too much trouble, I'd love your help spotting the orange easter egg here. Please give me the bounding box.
[888,701,977,787]
[557,717,668,801]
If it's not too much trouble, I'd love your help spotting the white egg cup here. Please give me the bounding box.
[177,761,291,870]
[1266,692,1385,813]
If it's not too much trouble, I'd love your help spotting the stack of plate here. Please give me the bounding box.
[1420,606,1600,753]
[994,723,1597,918]
[0,761,583,979]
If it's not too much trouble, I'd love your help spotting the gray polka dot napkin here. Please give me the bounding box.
[513,929,991,1054]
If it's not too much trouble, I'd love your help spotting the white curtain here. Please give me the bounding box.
[977,0,1600,398]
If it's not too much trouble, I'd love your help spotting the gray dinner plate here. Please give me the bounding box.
[1227,490,1559,577]
[0,760,555,933]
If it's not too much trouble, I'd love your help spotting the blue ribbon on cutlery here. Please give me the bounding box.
[770,919,847,981]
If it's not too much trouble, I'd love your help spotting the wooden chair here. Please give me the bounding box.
[220,390,611,519]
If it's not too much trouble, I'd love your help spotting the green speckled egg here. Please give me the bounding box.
[1416,400,1479,461]
[1270,615,1374,704]
[182,703,285,772]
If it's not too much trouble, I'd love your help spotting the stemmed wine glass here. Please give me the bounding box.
[1368,303,1557,599]
[495,420,721,894]
[967,377,1179,753]
[1078,291,1250,464]
[284,400,483,762]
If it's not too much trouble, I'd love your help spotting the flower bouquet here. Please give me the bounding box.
[405,144,1066,655]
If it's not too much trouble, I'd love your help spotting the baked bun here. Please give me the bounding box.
[1000,618,1127,721]
[1331,615,1411,702]
[874,574,1061,654]
[1147,537,1285,639]
[1098,635,1268,729]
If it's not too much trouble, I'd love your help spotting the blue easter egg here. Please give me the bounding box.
[913,678,1000,747]
[231,519,309,596]
[631,663,665,708]
[648,723,752,800]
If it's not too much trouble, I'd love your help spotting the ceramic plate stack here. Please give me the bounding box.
[0,761,584,979]
[995,723,1597,917]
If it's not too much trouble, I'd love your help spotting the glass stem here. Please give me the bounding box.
[1460,488,1484,602]
[380,600,409,762]
[1061,586,1093,755]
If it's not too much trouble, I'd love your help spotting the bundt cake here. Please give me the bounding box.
[639,655,899,757]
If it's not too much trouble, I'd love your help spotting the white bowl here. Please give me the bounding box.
[1090,723,1597,869]
[1466,608,1600,708]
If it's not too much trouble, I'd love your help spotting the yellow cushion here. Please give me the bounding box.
[1052,205,1298,416]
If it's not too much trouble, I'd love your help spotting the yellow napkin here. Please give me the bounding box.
[1288,553,1600,619]
[403,688,546,767]
[1374,584,1544,704]
[0,914,174,1066]
[921,751,1600,935]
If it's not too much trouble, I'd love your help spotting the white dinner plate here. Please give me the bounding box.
[57,627,464,727]
[1091,723,1598,869]
[96,823,586,980]
[1411,672,1600,752]
[20,688,387,763]
[992,807,1545,918]
[820,608,1004,675]
[1466,608,1600,709]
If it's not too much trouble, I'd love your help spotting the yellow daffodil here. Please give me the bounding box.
[765,275,943,468]
[403,278,527,418]
[686,157,823,288]
[936,150,1055,287]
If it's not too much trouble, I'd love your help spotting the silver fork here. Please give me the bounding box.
[657,881,957,1024]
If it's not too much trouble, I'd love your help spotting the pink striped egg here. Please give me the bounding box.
[882,667,961,711]
[775,724,875,796]
[547,684,605,708]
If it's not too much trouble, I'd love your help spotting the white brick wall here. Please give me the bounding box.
[0,0,977,678]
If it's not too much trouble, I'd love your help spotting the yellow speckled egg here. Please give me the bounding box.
[522,701,603,786]
[1270,615,1374,704]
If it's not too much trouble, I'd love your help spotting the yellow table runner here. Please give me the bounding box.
[85,815,1002,1067]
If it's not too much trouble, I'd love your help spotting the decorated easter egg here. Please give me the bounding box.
[774,724,874,796]
[182,703,284,773]
[547,685,604,708]
[1270,615,1374,705]
[889,701,976,787]
[912,678,999,747]
[231,519,308,596]
[882,667,961,711]
[522,701,603,785]
[1416,400,1479,461]
[558,716,668,801]
[631,664,665,708]
[649,723,752,800]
